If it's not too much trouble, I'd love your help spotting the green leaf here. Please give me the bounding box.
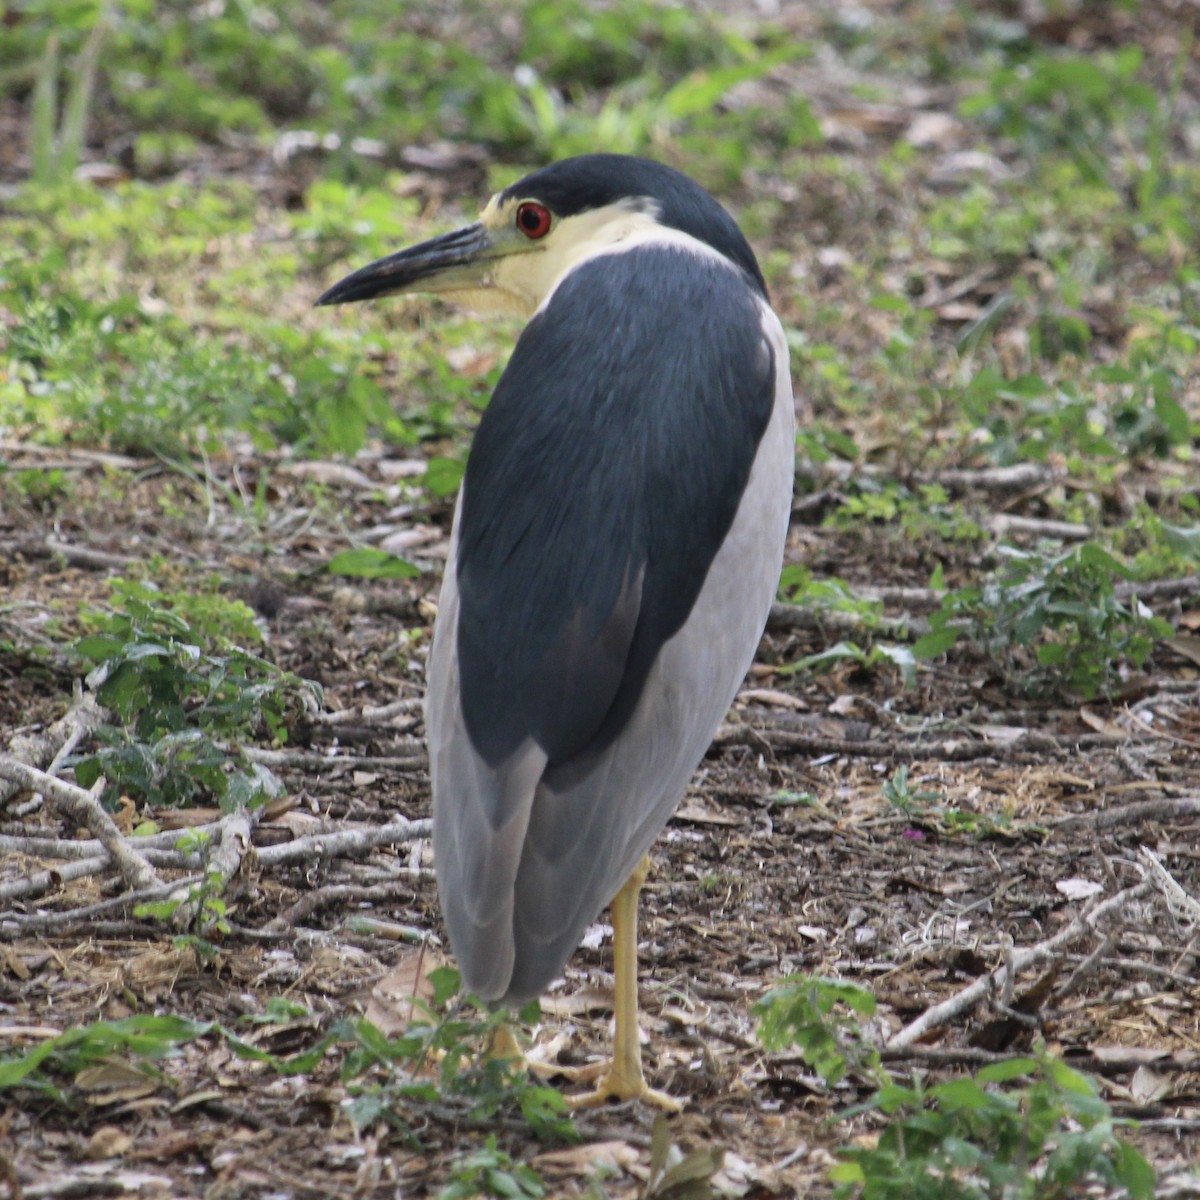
[977,1057,1038,1084]
[325,547,420,579]
[1112,1140,1157,1200]
[1045,1056,1097,1096]
[913,626,960,658]
[424,456,465,498]
[827,1161,865,1185]
[929,1077,994,1112]
[1078,542,1133,579]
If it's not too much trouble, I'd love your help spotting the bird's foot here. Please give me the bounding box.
[564,1061,683,1112]
[485,1023,525,1064]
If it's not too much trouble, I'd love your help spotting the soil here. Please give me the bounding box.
[3,2,1200,1195]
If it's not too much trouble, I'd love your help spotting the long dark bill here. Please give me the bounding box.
[315,222,492,306]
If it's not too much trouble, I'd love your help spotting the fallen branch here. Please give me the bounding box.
[881,1043,1200,1077]
[1138,845,1200,925]
[316,698,424,726]
[767,601,932,640]
[0,439,144,470]
[713,720,1143,762]
[0,853,119,904]
[1051,795,1200,832]
[264,879,418,932]
[795,459,1063,495]
[985,514,1090,540]
[887,881,1155,1049]
[1,694,107,810]
[0,875,203,935]
[243,746,426,770]
[0,758,161,892]
[254,816,431,866]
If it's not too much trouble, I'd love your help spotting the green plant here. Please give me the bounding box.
[882,767,1010,837]
[881,765,944,815]
[827,482,984,544]
[916,543,1172,699]
[341,967,575,1143]
[326,548,421,580]
[0,1014,209,1100]
[961,46,1157,186]
[832,1054,1155,1200]
[133,830,233,954]
[789,640,918,688]
[438,1137,546,1200]
[755,982,1154,1200]
[73,577,317,809]
[754,976,882,1087]
[30,23,105,187]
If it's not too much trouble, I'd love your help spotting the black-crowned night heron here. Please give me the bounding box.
[318,154,794,1109]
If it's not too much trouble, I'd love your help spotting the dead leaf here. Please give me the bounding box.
[1166,635,1200,668]
[535,1140,639,1178]
[739,688,806,710]
[76,1061,159,1105]
[1056,878,1104,901]
[87,1126,133,1159]
[377,458,427,479]
[539,986,614,1018]
[978,724,1027,744]
[1130,1064,1172,1105]
[1092,1046,1169,1064]
[380,525,443,553]
[644,1114,724,1199]
[1079,708,1128,738]
[364,943,449,1036]
[673,800,743,827]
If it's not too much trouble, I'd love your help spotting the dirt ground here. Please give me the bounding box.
[4,1,1200,1194]
[3,445,1200,1197]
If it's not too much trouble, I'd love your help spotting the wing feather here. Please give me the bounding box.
[427,245,794,1003]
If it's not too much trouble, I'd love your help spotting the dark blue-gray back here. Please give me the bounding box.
[454,243,775,778]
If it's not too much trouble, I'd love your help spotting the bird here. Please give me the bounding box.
[318,154,794,1108]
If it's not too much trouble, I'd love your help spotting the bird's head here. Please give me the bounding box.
[316,154,765,317]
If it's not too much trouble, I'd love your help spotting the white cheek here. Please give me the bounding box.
[443,285,536,319]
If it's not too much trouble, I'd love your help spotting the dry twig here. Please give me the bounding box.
[887,881,1155,1049]
[0,758,161,892]
[254,816,431,867]
[1,694,107,810]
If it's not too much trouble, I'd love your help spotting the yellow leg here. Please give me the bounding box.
[567,856,682,1111]
[486,1023,524,1063]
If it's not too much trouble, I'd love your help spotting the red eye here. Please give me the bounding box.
[516,201,552,239]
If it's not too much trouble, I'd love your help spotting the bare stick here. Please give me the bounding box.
[242,746,426,769]
[264,879,417,932]
[316,698,424,726]
[1,694,107,809]
[1138,846,1200,924]
[795,459,1062,494]
[255,816,431,866]
[0,844,200,904]
[1052,796,1200,832]
[986,514,1090,540]
[887,881,1155,1049]
[0,758,161,892]
[170,806,258,929]
[768,601,933,640]
[0,875,203,935]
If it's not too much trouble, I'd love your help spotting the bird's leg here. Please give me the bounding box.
[485,1022,525,1063]
[567,855,682,1111]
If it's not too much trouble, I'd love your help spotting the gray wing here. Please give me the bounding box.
[426,275,795,1005]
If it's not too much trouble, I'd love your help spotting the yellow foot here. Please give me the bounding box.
[485,1024,524,1063]
[565,1063,683,1112]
